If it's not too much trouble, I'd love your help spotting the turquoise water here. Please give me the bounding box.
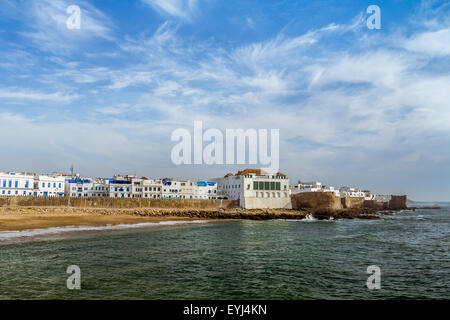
[0,204,449,299]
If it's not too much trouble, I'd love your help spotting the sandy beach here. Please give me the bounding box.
[0,207,204,232]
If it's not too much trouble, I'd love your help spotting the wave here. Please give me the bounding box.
[284,214,334,222]
[0,220,209,240]
[304,214,317,221]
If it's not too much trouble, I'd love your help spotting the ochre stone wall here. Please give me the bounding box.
[0,194,408,210]
[388,195,408,210]
[341,197,365,209]
[0,196,240,209]
[292,192,407,211]
[363,200,388,210]
[291,192,342,210]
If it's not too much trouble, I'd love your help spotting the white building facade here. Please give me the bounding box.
[214,169,291,209]
[0,172,35,196]
[193,181,220,199]
[65,178,110,198]
[338,186,366,198]
[142,179,163,199]
[291,181,323,194]
[34,175,65,197]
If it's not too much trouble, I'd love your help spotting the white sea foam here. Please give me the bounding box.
[303,214,317,221]
[0,220,208,240]
[285,215,332,222]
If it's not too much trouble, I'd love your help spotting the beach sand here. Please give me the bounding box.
[0,207,202,232]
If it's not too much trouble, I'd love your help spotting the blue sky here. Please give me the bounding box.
[0,0,449,201]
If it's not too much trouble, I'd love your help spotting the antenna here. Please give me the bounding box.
[70,164,74,176]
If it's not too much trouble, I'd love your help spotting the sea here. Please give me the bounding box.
[0,202,448,300]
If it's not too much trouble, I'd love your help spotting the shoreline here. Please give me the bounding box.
[0,206,411,233]
[0,207,207,232]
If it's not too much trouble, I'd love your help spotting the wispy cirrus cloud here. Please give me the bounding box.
[141,0,200,21]
[0,88,78,103]
[1,0,450,200]
[18,0,114,54]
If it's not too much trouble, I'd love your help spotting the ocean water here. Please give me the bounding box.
[0,204,449,300]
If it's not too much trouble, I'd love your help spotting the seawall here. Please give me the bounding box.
[0,196,240,209]
[291,192,408,211]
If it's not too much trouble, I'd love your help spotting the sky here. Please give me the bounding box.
[0,0,449,201]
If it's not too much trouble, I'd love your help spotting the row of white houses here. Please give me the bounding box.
[290,181,378,200]
[0,172,220,200]
[1,170,383,209]
[66,176,221,200]
[0,169,292,208]
[0,172,65,197]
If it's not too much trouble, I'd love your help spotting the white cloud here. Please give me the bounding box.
[403,28,450,56]
[108,72,154,90]
[142,0,200,21]
[0,88,78,102]
[2,5,450,200]
[19,0,114,54]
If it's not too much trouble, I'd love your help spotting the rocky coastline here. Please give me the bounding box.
[0,205,413,232]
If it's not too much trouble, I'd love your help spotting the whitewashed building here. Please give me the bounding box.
[290,181,340,197]
[130,178,144,198]
[65,178,110,198]
[160,179,195,199]
[338,186,366,198]
[214,169,291,209]
[108,179,133,198]
[90,180,110,198]
[291,181,323,194]
[0,172,35,196]
[193,181,220,199]
[65,178,92,197]
[34,175,65,197]
[142,179,163,199]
